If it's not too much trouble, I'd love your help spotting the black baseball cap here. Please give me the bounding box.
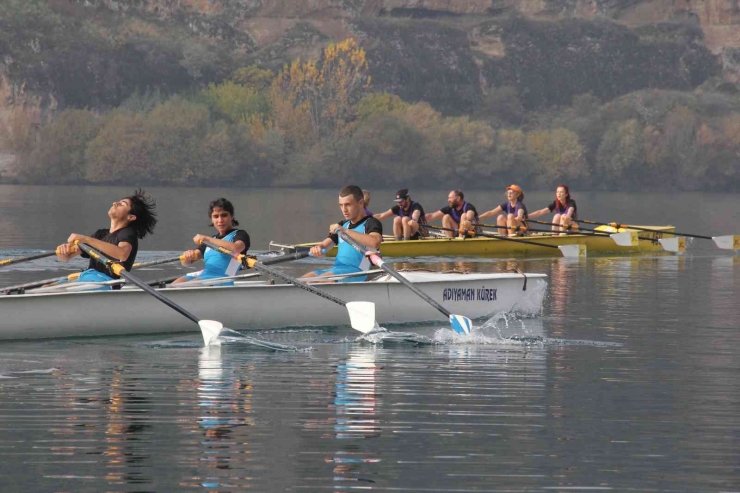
[394,189,409,202]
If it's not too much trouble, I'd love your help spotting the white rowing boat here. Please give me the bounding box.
[0,272,546,340]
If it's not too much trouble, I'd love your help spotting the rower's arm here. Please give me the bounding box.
[194,234,245,254]
[528,208,550,218]
[478,206,502,220]
[411,209,421,222]
[181,249,203,266]
[56,243,81,262]
[565,207,575,218]
[69,234,132,262]
[310,237,335,257]
[374,209,395,220]
[424,211,444,222]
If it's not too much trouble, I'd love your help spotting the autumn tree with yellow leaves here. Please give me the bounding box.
[271,38,371,148]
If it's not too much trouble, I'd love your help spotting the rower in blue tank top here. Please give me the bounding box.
[301,185,383,283]
[173,198,250,286]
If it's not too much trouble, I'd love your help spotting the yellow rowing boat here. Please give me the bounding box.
[270,225,677,258]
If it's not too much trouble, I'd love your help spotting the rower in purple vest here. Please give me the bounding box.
[529,184,578,234]
[424,190,478,238]
[479,184,528,237]
[362,189,373,217]
[374,188,427,240]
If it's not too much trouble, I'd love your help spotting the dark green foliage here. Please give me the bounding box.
[352,18,482,115]
[482,16,719,109]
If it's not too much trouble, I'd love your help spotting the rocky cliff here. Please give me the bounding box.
[1,0,737,138]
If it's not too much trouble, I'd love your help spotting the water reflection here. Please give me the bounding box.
[326,349,382,486]
[194,346,253,487]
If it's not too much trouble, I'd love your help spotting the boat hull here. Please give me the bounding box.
[0,273,546,340]
[276,226,676,257]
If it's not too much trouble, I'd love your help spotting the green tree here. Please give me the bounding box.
[201,81,271,124]
[25,109,99,183]
[596,119,644,185]
[86,111,152,183]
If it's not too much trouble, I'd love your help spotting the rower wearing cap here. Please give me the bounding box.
[374,188,427,240]
[301,185,383,283]
[479,184,528,237]
[424,190,478,238]
[529,185,578,234]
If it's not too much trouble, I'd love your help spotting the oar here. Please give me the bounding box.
[199,239,377,337]
[146,251,311,289]
[577,219,738,251]
[335,230,473,335]
[521,224,646,248]
[75,242,223,347]
[426,224,585,258]
[0,245,79,268]
[0,253,187,294]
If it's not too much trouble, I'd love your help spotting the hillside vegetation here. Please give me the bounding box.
[1,0,738,190]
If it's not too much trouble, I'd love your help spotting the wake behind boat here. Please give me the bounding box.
[0,271,546,340]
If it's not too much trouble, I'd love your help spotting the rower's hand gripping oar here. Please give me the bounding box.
[198,239,377,337]
[0,245,79,268]
[74,242,223,346]
[577,219,738,252]
[335,230,473,335]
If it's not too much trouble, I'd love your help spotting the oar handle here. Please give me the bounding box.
[0,245,79,267]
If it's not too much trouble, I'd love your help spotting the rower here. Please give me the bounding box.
[363,189,373,217]
[301,185,383,283]
[374,188,427,240]
[55,189,157,290]
[424,190,479,238]
[479,184,528,237]
[172,198,250,286]
[529,185,578,234]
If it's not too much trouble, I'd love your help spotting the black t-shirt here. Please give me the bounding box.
[197,229,250,255]
[80,226,139,277]
[547,199,577,219]
[391,201,425,220]
[329,216,383,244]
[440,202,478,222]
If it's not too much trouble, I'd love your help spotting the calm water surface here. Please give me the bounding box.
[0,185,738,492]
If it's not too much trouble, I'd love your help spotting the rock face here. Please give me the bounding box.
[0,0,734,116]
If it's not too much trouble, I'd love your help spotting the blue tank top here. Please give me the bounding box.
[335,219,372,271]
[201,230,243,278]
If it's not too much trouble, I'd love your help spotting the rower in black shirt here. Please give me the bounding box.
[424,190,478,238]
[55,189,157,290]
[374,188,427,240]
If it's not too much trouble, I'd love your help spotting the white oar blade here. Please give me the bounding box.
[449,314,473,335]
[199,320,224,347]
[346,301,377,334]
[712,235,740,250]
[658,237,686,253]
[558,244,587,258]
[611,231,639,247]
